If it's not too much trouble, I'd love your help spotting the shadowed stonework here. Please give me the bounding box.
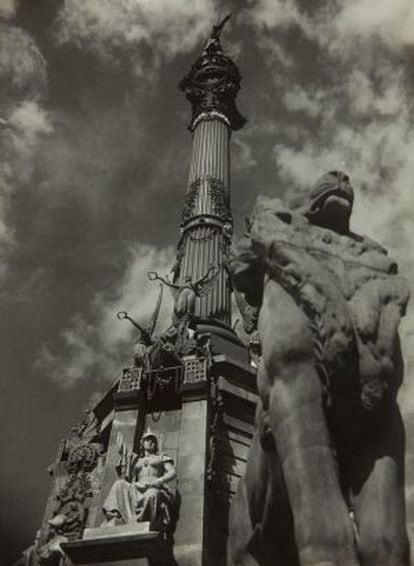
[228,171,410,566]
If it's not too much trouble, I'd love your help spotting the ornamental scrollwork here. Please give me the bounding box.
[67,443,100,474]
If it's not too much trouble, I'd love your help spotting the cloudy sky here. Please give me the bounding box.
[1,0,414,563]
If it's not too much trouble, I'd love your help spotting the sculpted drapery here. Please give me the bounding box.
[103,432,176,532]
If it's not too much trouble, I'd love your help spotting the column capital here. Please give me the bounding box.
[179,36,246,131]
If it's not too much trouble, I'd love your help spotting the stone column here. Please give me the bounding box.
[179,113,232,325]
[177,31,246,327]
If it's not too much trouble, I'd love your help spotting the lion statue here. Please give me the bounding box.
[228,171,410,566]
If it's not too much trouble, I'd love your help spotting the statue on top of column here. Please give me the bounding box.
[179,13,246,131]
[203,13,232,54]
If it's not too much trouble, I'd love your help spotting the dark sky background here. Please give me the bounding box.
[1,0,414,564]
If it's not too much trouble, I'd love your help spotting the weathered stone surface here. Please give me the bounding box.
[233,191,409,410]
[174,400,208,566]
[228,172,410,566]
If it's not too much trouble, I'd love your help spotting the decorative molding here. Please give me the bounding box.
[181,216,226,235]
[118,367,143,393]
[192,110,230,130]
[53,471,93,539]
[67,444,100,474]
[183,355,208,384]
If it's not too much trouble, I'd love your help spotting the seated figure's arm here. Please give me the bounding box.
[149,461,176,488]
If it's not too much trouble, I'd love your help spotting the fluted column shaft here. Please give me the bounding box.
[178,33,245,327]
[188,115,230,189]
[179,113,232,325]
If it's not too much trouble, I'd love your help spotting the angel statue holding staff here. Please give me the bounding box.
[117,284,164,368]
[148,265,219,324]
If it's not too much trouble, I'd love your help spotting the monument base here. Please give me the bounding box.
[61,523,161,564]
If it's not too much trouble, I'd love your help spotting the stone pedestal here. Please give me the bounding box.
[62,522,158,565]
[174,399,208,566]
[54,330,256,566]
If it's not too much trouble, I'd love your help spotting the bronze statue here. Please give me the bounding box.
[228,171,410,566]
[211,13,232,40]
[117,283,163,367]
[103,431,176,532]
[202,13,232,54]
[148,266,219,324]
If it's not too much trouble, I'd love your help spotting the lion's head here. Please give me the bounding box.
[286,171,354,234]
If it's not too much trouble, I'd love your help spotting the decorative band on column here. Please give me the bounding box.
[181,176,231,226]
[191,111,230,131]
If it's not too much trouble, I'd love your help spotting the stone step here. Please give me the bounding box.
[83,522,151,540]
[61,528,161,564]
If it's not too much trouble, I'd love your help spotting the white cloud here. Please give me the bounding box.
[4,99,52,200]
[55,0,218,74]
[97,244,175,353]
[35,244,175,387]
[345,69,405,118]
[0,101,52,248]
[8,100,52,144]
[334,0,414,50]
[246,0,414,57]
[0,23,47,105]
[233,135,258,172]
[0,0,19,20]
[0,25,50,275]
[244,0,312,37]
[281,86,325,119]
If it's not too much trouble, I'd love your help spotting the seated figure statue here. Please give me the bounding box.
[103,431,176,532]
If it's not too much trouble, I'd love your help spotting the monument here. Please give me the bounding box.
[16,16,257,566]
[15,19,410,566]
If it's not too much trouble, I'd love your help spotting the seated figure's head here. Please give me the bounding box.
[287,171,354,234]
[140,432,159,454]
